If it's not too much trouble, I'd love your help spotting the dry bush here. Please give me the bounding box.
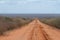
[40,17,60,29]
[0,16,31,35]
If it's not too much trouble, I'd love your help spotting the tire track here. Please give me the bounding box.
[0,19,60,40]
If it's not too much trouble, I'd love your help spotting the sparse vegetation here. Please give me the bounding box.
[0,16,60,35]
[0,16,31,35]
[40,17,60,29]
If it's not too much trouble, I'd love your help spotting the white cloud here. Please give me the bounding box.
[47,0,56,2]
[0,1,5,3]
[0,0,40,4]
[0,1,27,4]
[26,0,39,2]
[17,1,27,4]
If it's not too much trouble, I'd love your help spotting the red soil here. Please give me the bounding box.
[0,19,60,40]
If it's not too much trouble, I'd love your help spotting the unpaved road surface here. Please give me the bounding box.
[0,19,60,40]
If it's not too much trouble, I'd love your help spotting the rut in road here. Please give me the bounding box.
[0,19,60,40]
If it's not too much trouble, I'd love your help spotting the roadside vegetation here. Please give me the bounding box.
[0,16,32,35]
[40,17,60,29]
[0,16,60,35]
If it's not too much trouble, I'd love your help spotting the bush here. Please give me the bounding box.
[40,18,60,29]
[0,16,31,35]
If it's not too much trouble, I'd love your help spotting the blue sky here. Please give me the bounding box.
[0,0,59,13]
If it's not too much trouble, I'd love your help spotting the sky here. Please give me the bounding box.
[0,0,59,14]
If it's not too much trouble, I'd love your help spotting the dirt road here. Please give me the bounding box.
[0,19,60,40]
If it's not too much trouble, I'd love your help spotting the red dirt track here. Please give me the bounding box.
[0,19,60,40]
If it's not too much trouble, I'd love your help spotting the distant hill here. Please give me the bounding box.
[0,14,60,18]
